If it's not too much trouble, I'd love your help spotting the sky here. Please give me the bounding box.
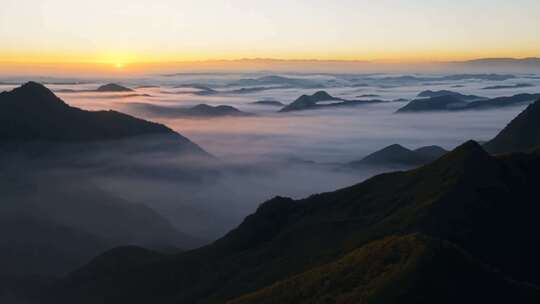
[1,0,539,70]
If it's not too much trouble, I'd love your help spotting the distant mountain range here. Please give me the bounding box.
[227,75,322,89]
[126,102,253,118]
[397,90,540,113]
[250,100,284,106]
[416,90,485,101]
[280,91,385,112]
[482,83,534,90]
[42,98,540,304]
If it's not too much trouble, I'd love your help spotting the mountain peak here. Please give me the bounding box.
[424,140,495,177]
[0,83,207,151]
[96,83,133,92]
[312,91,334,100]
[1,81,68,109]
[440,140,487,161]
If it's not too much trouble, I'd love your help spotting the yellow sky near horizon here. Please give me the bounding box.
[1,0,539,72]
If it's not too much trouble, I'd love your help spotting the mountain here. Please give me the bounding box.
[228,75,321,88]
[96,83,133,92]
[414,145,448,159]
[417,90,485,101]
[230,234,540,304]
[126,102,253,118]
[468,93,540,109]
[1,174,204,249]
[396,95,469,112]
[250,100,284,106]
[280,91,342,112]
[0,82,213,300]
[0,216,112,278]
[44,140,540,304]
[453,58,540,72]
[0,82,206,155]
[280,91,383,112]
[397,92,540,113]
[484,98,540,154]
[349,144,447,167]
[482,83,534,90]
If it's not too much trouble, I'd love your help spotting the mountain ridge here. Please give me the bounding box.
[45,139,540,303]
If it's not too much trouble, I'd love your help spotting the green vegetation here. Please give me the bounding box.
[230,234,540,304]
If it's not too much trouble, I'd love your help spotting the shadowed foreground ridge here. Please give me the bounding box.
[230,234,540,304]
[484,98,540,154]
[45,139,540,304]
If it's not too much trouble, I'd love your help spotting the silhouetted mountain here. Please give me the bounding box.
[126,102,253,118]
[349,144,447,167]
[397,95,469,112]
[357,94,380,98]
[280,91,384,112]
[250,100,284,106]
[482,83,534,90]
[0,82,211,293]
[280,91,342,112]
[45,141,540,304]
[484,98,540,154]
[397,92,540,112]
[0,82,206,156]
[0,216,112,277]
[173,84,218,96]
[96,83,133,92]
[417,90,485,101]
[414,145,448,159]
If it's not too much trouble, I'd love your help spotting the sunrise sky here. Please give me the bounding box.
[1,0,539,72]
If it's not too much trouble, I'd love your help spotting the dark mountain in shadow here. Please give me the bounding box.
[397,92,540,112]
[230,234,540,304]
[250,100,284,106]
[1,173,204,250]
[350,144,447,167]
[414,145,448,159]
[228,86,286,94]
[280,91,384,112]
[280,91,342,112]
[484,98,540,154]
[417,90,485,101]
[0,216,112,278]
[44,140,540,304]
[126,102,253,118]
[468,93,540,109]
[482,83,534,90]
[0,82,214,301]
[96,83,133,92]
[397,95,470,112]
[0,82,207,156]
[357,94,380,98]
